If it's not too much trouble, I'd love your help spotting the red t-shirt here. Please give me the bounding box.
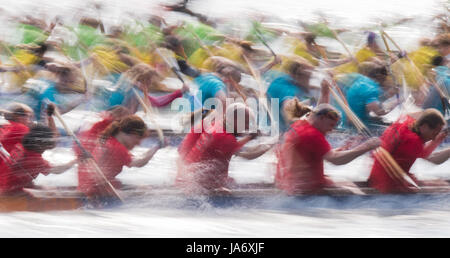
[0,145,51,194]
[0,121,29,153]
[176,123,243,191]
[74,116,114,158]
[77,137,132,196]
[177,124,203,159]
[368,116,424,193]
[275,120,332,194]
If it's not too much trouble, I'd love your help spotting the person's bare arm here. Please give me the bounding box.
[235,143,274,160]
[48,159,77,174]
[258,56,282,75]
[425,147,450,165]
[366,101,389,116]
[422,131,448,158]
[129,144,161,168]
[324,137,380,165]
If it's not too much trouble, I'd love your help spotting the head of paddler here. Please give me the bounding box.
[162,35,187,59]
[45,62,85,93]
[308,104,341,134]
[105,105,132,122]
[432,33,450,57]
[124,63,163,92]
[359,61,398,99]
[107,25,124,39]
[224,103,256,136]
[79,16,103,29]
[22,124,56,153]
[285,59,314,91]
[204,56,244,81]
[358,61,388,83]
[366,31,382,52]
[217,65,242,85]
[17,43,48,58]
[3,102,35,127]
[431,55,444,67]
[32,43,48,57]
[148,15,166,29]
[283,97,312,123]
[101,115,149,150]
[411,108,446,142]
[304,33,317,46]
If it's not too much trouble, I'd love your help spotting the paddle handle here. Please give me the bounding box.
[132,89,165,143]
[242,54,274,123]
[254,27,277,58]
[331,30,355,61]
[326,78,372,137]
[184,26,214,57]
[375,147,420,189]
[0,143,12,163]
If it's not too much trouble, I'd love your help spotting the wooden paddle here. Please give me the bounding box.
[323,75,420,190]
[241,54,274,123]
[374,147,421,189]
[0,41,34,78]
[253,27,277,58]
[132,88,165,143]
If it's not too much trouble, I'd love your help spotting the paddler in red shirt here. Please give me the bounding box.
[275,104,381,195]
[368,109,449,193]
[176,103,275,195]
[77,115,163,198]
[0,124,76,195]
[74,105,131,158]
[0,103,34,154]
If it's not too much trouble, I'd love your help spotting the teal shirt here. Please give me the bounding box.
[192,73,227,110]
[343,73,381,126]
[265,71,309,132]
[423,66,450,115]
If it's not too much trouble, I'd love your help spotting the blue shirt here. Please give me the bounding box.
[22,79,58,121]
[191,73,227,110]
[423,66,450,115]
[342,73,381,126]
[265,71,309,132]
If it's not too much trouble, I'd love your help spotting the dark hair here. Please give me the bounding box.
[162,35,182,51]
[431,56,444,67]
[100,115,148,142]
[33,43,48,56]
[304,33,316,45]
[80,17,102,29]
[358,62,387,79]
[286,60,313,93]
[22,124,55,153]
[411,109,446,134]
[217,65,241,83]
[312,104,341,121]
